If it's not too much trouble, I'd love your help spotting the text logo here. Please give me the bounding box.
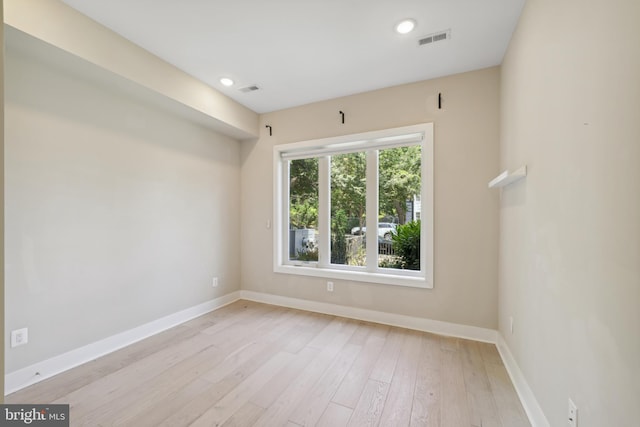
[0,405,69,426]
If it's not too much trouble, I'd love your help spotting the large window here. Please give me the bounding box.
[274,123,433,288]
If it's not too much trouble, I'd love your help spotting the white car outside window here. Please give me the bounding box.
[351,222,397,240]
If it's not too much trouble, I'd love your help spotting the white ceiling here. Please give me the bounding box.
[60,0,525,114]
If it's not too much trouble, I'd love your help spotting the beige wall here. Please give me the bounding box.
[499,0,640,426]
[1,0,6,401]
[241,67,500,329]
[4,39,242,372]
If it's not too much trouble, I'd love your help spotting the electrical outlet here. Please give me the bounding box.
[327,281,334,292]
[568,398,578,427]
[510,316,514,334]
[212,277,219,287]
[11,328,28,348]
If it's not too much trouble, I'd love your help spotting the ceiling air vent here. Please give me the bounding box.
[418,29,451,46]
[239,85,260,93]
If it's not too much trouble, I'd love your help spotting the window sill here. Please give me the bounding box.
[274,264,432,289]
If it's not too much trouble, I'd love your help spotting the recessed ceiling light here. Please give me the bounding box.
[220,77,234,87]
[395,19,416,34]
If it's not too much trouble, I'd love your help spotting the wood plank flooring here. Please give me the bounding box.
[7,300,531,427]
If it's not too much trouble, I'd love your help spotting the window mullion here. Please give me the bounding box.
[365,150,378,272]
[318,156,330,267]
[281,159,290,265]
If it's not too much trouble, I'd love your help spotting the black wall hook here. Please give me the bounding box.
[265,125,272,136]
[438,93,442,110]
[339,110,345,124]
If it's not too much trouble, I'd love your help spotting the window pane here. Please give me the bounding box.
[330,152,366,266]
[289,158,318,262]
[378,145,422,270]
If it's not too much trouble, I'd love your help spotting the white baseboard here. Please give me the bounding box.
[496,334,550,427]
[239,290,498,343]
[5,291,241,395]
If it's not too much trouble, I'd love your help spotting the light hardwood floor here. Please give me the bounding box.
[7,300,531,427]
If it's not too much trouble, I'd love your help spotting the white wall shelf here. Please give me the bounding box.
[488,165,527,188]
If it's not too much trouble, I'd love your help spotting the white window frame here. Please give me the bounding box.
[273,123,434,289]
